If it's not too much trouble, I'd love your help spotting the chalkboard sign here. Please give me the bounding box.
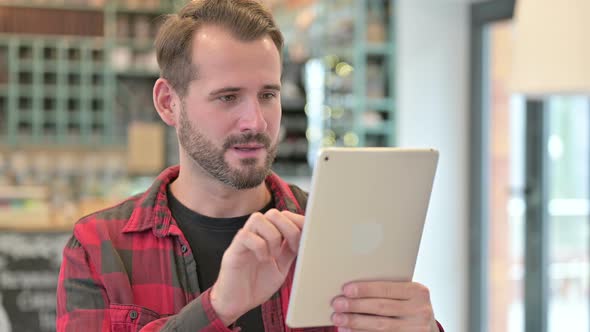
[0,232,70,332]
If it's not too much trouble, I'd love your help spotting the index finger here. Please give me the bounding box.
[280,210,305,229]
[342,281,417,300]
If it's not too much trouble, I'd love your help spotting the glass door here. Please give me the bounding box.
[546,97,589,332]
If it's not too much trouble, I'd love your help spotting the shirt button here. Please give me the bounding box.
[129,310,138,320]
[181,245,187,253]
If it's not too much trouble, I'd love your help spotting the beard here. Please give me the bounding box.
[177,104,278,189]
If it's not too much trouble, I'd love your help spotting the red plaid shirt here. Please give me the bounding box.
[56,165,444,332]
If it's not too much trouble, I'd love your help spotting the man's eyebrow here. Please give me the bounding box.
[263,84,281,91]
[209,87,242,96]
[209,85,281,96]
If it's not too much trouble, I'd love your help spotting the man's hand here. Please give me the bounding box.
[210,209,304,325]
[331,281,439,332]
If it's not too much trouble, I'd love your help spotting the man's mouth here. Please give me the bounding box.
[232,144,265,152]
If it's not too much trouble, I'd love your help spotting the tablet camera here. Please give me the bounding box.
[324,155,329,162]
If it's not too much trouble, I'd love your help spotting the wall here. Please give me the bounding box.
[396,1,470,332]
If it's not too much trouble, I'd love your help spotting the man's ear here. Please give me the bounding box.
[153,78,180,127]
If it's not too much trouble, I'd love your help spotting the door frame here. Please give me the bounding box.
[468,1,516,332]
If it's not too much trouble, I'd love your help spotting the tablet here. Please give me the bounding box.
[285,147,439,328]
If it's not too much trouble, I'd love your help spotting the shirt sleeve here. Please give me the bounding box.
[150,288,236,332]
[56,235,110,331]
[56,235,236,332]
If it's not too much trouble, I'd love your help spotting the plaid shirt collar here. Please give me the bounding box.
[122,165,303,237]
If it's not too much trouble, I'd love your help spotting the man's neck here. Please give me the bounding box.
[169,164,272,219]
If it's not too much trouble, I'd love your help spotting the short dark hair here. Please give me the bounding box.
[155,0,284,97]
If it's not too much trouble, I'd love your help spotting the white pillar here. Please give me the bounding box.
[397,1,470,332]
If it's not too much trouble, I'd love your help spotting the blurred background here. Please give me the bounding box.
[0,0,587,332]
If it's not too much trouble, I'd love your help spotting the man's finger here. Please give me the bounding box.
[264,209,302,253]
[231,228,271,262]
[331,312,401,332]
[331,296,410,317]
[244,212,283,257]
[342,281,427,300]
[281,210,305,229]
[274,242,297,274]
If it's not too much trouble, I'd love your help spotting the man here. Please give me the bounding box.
[56,1,443,331]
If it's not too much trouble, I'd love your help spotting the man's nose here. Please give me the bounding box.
[239,99,268,132]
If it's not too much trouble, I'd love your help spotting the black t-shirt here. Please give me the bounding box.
[167,187,274,332]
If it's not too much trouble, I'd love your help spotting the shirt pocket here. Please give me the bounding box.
[109,303,162,332]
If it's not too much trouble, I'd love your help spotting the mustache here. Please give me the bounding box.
[223,132,272,150]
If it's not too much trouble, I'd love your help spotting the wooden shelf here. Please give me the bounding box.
[0,185,48,199]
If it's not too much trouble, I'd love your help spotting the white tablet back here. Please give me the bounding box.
[285,147,439,328]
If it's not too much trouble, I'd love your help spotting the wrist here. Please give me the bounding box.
[210,283,240,326]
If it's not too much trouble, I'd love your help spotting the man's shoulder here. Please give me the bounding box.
[74,165,178,229]
[74,193,143,232]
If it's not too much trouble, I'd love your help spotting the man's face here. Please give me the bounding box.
[176,25,282,189]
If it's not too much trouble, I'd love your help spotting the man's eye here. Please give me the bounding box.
[261,92,277,99]
[219,95,237,102]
